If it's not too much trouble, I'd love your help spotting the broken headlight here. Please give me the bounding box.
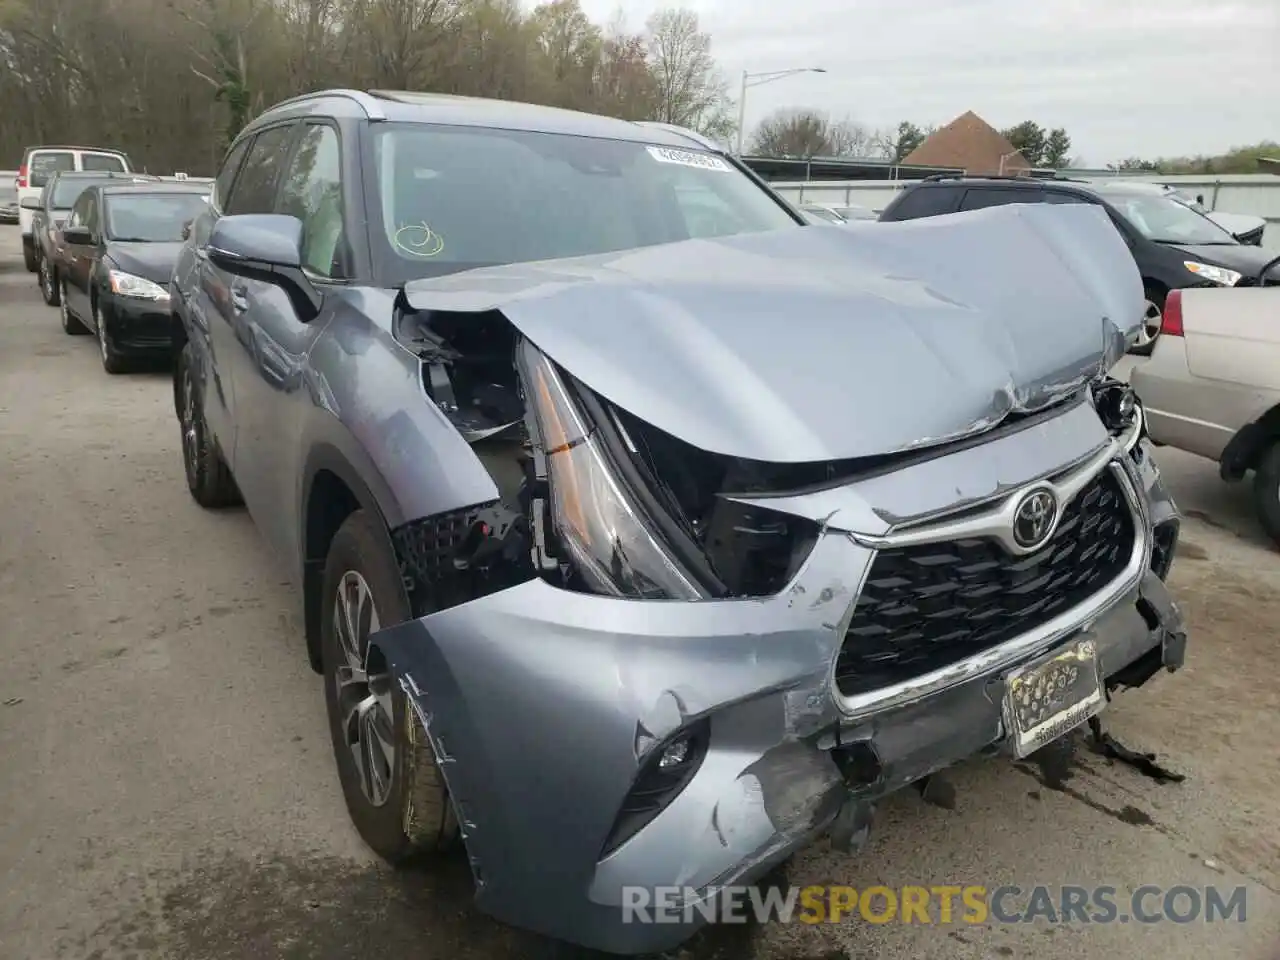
[518,340,704,601]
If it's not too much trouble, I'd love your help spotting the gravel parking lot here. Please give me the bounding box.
[0,223,1277,960]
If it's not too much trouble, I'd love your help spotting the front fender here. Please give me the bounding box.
[368,531,865,954]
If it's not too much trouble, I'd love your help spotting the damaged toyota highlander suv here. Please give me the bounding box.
[170,89,1187,954]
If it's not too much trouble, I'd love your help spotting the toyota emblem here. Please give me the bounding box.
[1012,489,1058,549]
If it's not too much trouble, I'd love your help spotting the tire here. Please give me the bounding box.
[1253,441,1280,548]
[176,343,240,507]
[1129,286,1166,358]
[22,237,37,273]
[59,281,88,335]
[321,509,458,865]
[93,297,129,375]
[40,255,61,307]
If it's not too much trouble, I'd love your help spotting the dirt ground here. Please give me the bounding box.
[0,224,1277,960]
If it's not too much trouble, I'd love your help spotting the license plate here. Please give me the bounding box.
[1002,638,1105,758]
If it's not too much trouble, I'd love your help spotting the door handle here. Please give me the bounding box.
[230,284,249,313]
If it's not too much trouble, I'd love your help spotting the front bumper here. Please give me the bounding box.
[100,293,174,354]
[370,432,1186,955]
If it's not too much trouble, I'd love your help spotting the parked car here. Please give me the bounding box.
[798,203,846,224]
[15,145,132,271]
[0,174,17,224]
[878,175,1280,356]
[832,203,877,221]
[55,182,210,373]
[30,170,159,307]
[1131,255,1280,545]
[171,89,1186,955]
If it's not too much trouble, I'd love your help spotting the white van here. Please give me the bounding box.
[16,146,132,271]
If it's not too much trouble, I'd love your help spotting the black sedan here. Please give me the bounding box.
[56,183,210,373]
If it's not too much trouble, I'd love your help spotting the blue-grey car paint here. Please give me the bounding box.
[169,92,1184,956]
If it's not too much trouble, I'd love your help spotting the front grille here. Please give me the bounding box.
[835,468,1135,696]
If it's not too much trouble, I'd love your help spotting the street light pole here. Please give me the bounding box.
[734,67,827,156]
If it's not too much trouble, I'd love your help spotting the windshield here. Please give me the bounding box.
[1109,193,1236,245]
[52,178,109,209]
[368,123,799,282]
[801,206,845,224]
[105,193,209,241]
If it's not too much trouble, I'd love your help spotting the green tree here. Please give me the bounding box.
[1001,120,1045,165]
[1043,128,1071,167]
[874,121,929,162]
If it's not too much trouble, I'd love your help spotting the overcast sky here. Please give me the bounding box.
[576,0,1279,164]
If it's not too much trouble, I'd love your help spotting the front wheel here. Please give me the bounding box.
[322,509,459,865]
[1130,291,1165,357]
[1252,441,1280,548]
[22,237,37,273]
[60,282,87,335]
[94,298,129,374]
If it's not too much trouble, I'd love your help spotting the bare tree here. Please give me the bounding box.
[872,121,933,162]
[751,108,871,158]
[643,8,732,140]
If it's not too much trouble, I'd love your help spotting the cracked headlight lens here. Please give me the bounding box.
[519,340,702,601]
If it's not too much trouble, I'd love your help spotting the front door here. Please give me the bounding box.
[61,191,97,319]
[228,121,348,572]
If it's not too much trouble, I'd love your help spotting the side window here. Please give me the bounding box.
[212,137,252,214]
[276,123,346,278]
[883,186,961,220]
[1044,191,1088,204]
[959,187,1043,211]
[81,153,127,173]
[85,193,100,234]
[225,124,296,216]
[67,193,89,229]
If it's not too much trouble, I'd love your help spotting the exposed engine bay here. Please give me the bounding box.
[391,301,1147,615]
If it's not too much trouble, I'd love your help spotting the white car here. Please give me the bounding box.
[16,146,132,271]
[1131,265,1280,544]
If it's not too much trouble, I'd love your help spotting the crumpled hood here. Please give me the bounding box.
[403,203,1143,462]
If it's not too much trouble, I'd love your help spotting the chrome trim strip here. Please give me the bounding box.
[850,411,1143,556]
[832,457,1150,722]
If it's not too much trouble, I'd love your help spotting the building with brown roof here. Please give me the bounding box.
[902,111,1031,175]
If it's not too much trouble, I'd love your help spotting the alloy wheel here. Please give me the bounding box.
[40,258,52,300]
[332,571,396,808]
[59,284,70,329]
[180,365,199,485]
[95,303,110,364]
[1134,300,1163,348]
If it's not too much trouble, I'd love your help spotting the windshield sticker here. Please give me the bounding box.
[645,146,731,172]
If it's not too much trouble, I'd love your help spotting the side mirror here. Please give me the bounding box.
[207,214,321,320]
[181,220,192,241]
[63,226,93,245]
[20,196,41,210]
[1233,230,1263,247]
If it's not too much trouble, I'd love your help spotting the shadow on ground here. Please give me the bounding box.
[65,848,833,960]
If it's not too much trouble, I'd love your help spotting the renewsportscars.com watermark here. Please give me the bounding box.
[621,884,1249,926]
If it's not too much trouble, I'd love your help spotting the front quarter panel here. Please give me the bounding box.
[297,288,502,536]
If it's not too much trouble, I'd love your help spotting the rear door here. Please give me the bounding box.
[203,121,299,540]
[19,149,75,235]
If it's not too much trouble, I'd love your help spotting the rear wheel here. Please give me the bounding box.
[40,255,60,306]
[176,343,240,507]
[1252,441,1280,548]
[321,509,458,865]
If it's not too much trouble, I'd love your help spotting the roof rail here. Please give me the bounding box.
[264,89,386,121]
[633,121,722,152]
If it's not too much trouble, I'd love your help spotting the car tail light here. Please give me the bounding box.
[1162,290,1184,338]
[16,166,26,189]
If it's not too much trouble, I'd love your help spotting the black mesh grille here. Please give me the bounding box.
[835,469,1135,696]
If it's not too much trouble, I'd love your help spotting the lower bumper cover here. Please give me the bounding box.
[371,549,1186,955]
[101,295,174,353]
